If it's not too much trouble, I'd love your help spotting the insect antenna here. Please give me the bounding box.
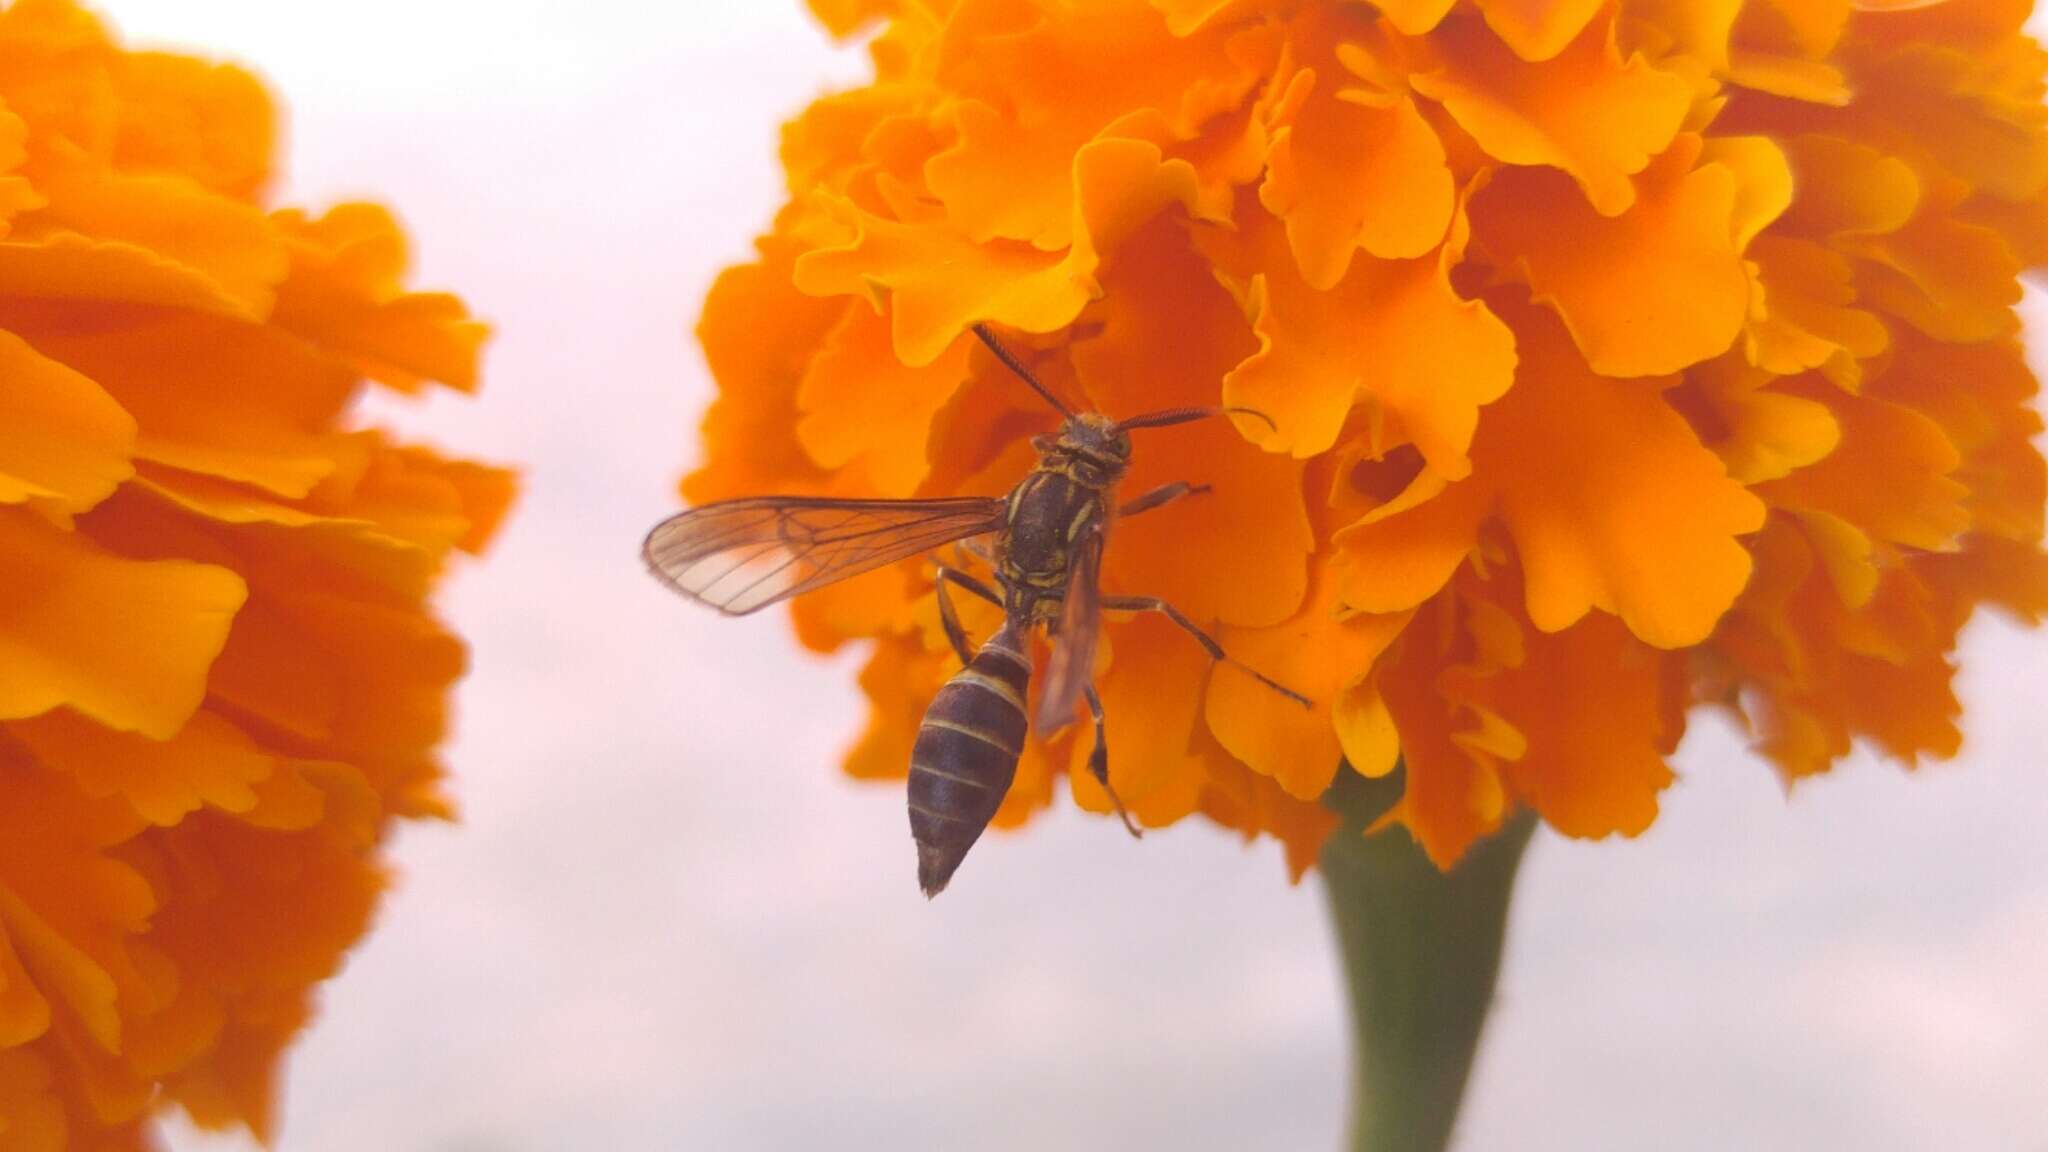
[1114,406,1278,433]
[971,323,1077,420]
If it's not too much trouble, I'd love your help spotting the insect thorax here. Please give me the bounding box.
[997,468,1099,599]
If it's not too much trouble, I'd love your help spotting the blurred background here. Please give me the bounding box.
[94,2,2048,1149]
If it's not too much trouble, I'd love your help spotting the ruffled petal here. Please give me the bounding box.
[0,508,244,738]
[1474,0,1607,62]
[1205,566,1411,799]
[1473,135,1751,377]
[798,138,1206,366]
[1482,304,1767,646]
[1412,10,1692,217]
[1260,9,1454,285]
[28,169,287,316]
[11,708,278,826]
[0,330,134,517]
[1213,205,1516,470]
[1492,613,1682,839]
[797,307,973,496]
[923,0,1264,249]
[270,204,488,394]
[1758,387,1970,553]
[1072,216,1313,627]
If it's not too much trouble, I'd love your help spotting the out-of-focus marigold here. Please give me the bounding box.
[690,0,2048,876]
[0,1,511,1146]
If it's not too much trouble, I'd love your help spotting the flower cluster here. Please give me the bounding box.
[690,0,2047,876]
[0,2,510,1146]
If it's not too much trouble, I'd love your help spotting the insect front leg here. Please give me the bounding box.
[1084,683,1142,839]
[1099,595,1314,709]
[933,564,1004,666]
[1118,480,1211,519]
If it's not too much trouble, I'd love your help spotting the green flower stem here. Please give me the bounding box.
[1320,768,1537,1152]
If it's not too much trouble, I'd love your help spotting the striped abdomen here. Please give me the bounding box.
[909,620,1031,897]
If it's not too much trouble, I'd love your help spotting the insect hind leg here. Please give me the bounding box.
[1084,684,1142,839]
[934,564,1004,666]
[1100,595,1313,710]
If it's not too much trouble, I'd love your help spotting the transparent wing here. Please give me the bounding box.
[643,496,1008,616]
[1037,521,1103,736]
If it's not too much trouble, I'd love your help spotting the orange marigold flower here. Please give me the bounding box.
[686,0,2048,878]
[0,1,511,1146]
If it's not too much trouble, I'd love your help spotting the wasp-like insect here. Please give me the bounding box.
[643,325,1311,896]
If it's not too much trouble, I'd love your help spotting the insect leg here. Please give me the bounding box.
[1084,683,1142,839]
[1117,481,1211,519]
[1100,595,1314,709]
[934,564,1003,666]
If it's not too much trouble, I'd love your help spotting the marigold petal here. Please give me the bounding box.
[196,601,336,745]
[1850,42,2048,202]
[1073,217,1312,627]
[1744,237,1889,389]
[924,0,1262,249]
[0,330,133,516]
[1411,10,1692,217]
[1684,358,1843,484]
[107,50,274,199]
[1205,568,1411,799]
[1261,18,1454,285]
[808,0,893,38]
[1330,465,1493,613]
[15,310,359,499]
[128,470,434,602]
[1071,611,1212,826]
[271,204,488,394]
[799,138,1203,365]
[1483,304,1766,646]
[1702,135,1794,248]
[1474,0,1606,62]
[0,921,51,1047]
[11,708,275,826]
[1151,0,1279,35]
[1867,333,2043,542]
[1332,678,1400,779]
[0,508,245,738]
[0,231,259,317]
[1367,0,1457,36]
[1622,0,1740,71]
[1474,138,1751,377]
[1215,207,1516,469]
[1376,597,1512,867]
[0,107,45,236]
[1759,389,1970,552]
[686,241,844,504]
[0,748,153,1059]
[0,1049,64,1151]
[1929,534,2048,624]
[30,169,286,315]
[797,308,971,496]
[1491,613,1680,839]
[1778,133,1921,236]
[1725,49,1852,104]
[1848,215,2021,343]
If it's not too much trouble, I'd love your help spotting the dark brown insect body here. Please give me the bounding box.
[906,619,1030,895]
[644,326,1308,897]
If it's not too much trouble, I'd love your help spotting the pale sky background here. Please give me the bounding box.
[88,2,2048,1150]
